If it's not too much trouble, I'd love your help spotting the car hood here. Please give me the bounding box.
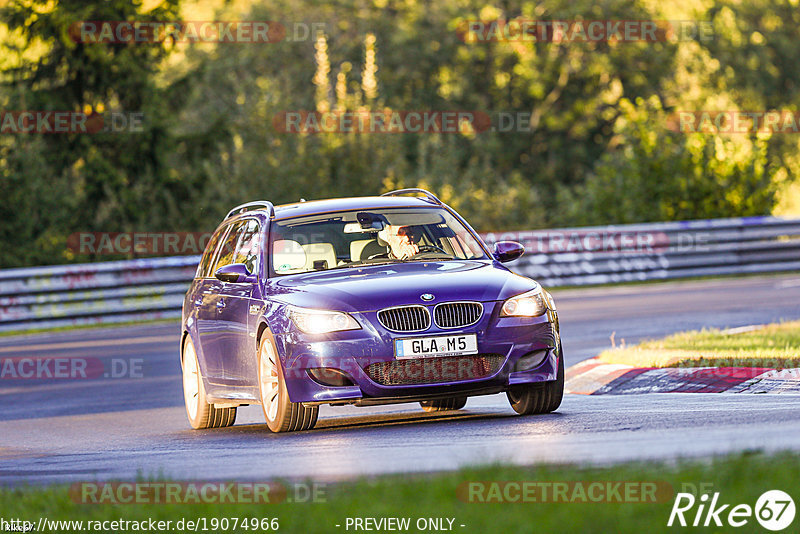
[266,260,537,312]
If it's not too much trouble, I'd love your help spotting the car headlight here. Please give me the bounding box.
[289,307,361,334]
[500,287,547,317]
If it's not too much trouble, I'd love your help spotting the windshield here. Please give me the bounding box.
[270,208,487,276]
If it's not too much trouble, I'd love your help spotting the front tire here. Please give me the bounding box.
[182,336,236,429]
[420,396,467,412]
[506,344,564,415]
[258,337,318,433]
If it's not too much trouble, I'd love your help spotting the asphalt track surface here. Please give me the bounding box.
[2,274,799,485]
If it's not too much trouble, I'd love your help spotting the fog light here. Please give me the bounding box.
[307,368,355,387]
[513,349,549,372]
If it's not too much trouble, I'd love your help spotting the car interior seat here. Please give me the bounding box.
[302,242,337,270]
[351,236,388,261]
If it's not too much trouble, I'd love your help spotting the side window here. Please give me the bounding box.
[196,227,226,279]
[234,219,261,275]
[212,221,246,274]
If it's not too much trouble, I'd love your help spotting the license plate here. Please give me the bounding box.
[394,334,478,360]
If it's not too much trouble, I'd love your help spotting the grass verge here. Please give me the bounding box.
[1,452,797,533]
[597,321,800,368]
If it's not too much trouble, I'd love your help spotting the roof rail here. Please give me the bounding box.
[381,188,442,205]
[225,201,275,220]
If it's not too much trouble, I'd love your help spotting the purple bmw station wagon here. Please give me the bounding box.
[181,189,563,432]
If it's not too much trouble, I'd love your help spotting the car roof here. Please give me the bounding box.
[270,195,442,221]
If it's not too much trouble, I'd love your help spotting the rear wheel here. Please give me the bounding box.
[258,337,318,432]
[506,344,564,415]
[182,337,237,429]
[420,396,467,412]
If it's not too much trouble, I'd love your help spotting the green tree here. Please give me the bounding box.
[567,97,780,224]
[0,0,182,267]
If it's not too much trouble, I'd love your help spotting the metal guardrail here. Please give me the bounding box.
[1,216,799,332]
[0,257,199,332]
[481,216,800,287]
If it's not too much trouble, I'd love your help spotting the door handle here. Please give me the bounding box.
[196,290,213,306]
[216,299,226,309]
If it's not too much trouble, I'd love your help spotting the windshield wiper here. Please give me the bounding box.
[403,252,455,261]
[326,259,400,270]
[323,254,453,271]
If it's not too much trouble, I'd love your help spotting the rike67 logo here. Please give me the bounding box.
[668,490,795,531]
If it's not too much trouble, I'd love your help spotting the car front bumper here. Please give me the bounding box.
[274,303,559,405]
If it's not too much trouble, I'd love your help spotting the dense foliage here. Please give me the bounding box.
[1,0,799,267]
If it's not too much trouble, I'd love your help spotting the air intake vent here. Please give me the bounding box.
[434,302,483,329]
[377,305,431,332]
[365,354,505,385]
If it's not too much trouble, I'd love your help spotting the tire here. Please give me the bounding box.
[258,336,318,433]
[420,396,468,412]
[506,343,564,415]
[182,336,237,429]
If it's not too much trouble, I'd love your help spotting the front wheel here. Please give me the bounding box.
[182,337,236,429]
[258,337,318,433]
[506,344,564,415]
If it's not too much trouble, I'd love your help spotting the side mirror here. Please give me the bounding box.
[214,263,256,283]
[493,241,524,263]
